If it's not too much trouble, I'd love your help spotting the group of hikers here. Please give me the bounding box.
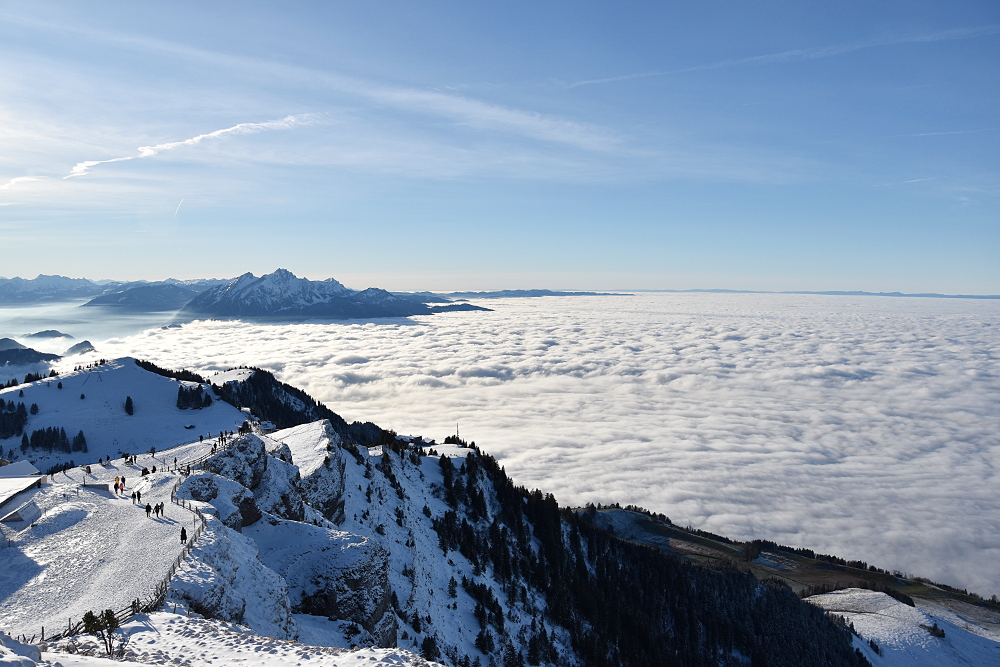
[79,432,238,545]
[112,475,127,495]
[145,501,165,518]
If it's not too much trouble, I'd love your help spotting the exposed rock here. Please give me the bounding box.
[245,518,397,647]
[176,472,262,530]
[203,435,269,490]
[253,455,305,522]
[298,456,347,525]
[278,420,347,524]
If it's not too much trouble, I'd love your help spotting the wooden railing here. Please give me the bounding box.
[22,436,249,645]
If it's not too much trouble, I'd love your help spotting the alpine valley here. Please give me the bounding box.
[0,355,997,667]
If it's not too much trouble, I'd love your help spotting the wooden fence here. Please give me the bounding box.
[17,436,246,645]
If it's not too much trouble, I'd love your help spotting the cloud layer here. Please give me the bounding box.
[87,293,1000,594]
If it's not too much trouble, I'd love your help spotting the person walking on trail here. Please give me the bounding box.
[180,526,187,544]
[131,491,136,504]
[136,490,141,504]
[145,503,152,517]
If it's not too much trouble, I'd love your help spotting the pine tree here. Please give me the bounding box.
[125,396,134,415]
[420,635,440,661]
[30,403,39,414]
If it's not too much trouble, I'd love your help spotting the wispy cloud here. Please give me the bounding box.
[566,25,1000,88]
[0,176,41,190]
[905,129,993,137]
[64,114,317,178]
[4,16,618,153]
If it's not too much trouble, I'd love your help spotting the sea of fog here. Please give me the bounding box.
[4,292,999,595]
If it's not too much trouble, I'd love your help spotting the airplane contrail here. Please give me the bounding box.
[175,198,184,215]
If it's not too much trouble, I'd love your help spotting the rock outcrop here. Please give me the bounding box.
[174,429,394,646]
[245,519,397,647]
[176,472,261,530]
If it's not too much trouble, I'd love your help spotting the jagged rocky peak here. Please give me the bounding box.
[180,269,441,320]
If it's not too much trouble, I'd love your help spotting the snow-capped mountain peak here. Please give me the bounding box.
[180,270,447,319]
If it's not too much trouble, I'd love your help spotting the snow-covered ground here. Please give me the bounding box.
[0,434,233,640]
[0,358,247,471]
[0,469,188,639]
[0,612,442,667]
[808,589,1000,666]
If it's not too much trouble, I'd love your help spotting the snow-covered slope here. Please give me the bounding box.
[0,358,247,469]
[808,589,1000,666]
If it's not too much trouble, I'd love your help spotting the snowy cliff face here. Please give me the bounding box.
[170,515,298,640]
[202,435,270,489]
[178,472,262,530]
[246,519,397,647]
[174,432,397,648]
[283,420,348,524]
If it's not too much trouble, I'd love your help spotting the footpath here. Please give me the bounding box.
[0,437,231,640]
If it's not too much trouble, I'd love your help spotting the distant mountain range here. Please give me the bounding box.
[0,275,229,305]
[403,288,628,300]
[180,269,491,320]
[83,284,201,311]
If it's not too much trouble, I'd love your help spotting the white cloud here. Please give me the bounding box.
[64,114,318,178]
[0,176,41,190]
[78,292,1000,595]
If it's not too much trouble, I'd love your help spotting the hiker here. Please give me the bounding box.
[160,502,166,517]
[145,503,152,517]
[180,526,187,544]
[136,490,142,503]
[151,465,157,474]
[131,491,136,504]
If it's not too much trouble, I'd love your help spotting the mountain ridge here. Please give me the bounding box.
[181,269,490,320]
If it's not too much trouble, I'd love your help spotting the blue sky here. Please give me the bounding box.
[1,1,997,292]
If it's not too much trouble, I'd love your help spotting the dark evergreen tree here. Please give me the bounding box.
[124,396,134,415]
[72,430,88,452]
[420,635,440,661]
